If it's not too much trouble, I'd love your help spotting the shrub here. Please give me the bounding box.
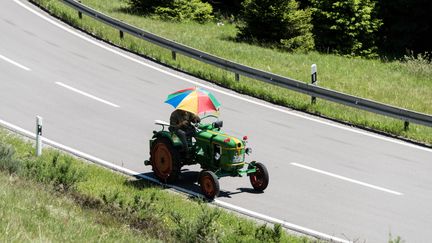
[280,31,314,52]
[0,142,20,174]
[155,0,213,23]
[255,224,282,242]
[310,0,382,57]
[400,52,432,77]
[129,0,213,23]
[237,0,314,52]
[171,204,222,242]
[24,151,84,191]
[128,0,172,13]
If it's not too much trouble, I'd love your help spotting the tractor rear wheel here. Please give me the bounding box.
[199,170,219,199]
[150,137,180,183]
[249,162,269,191]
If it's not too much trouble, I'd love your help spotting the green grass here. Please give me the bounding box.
[0,129,313,242]
[0,172,154,242]
[31,0,432,145]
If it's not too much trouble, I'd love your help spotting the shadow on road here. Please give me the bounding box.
[125,169,258,200]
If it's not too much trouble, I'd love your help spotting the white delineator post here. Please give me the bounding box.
[36,116,43,156]
[311,64,317,104]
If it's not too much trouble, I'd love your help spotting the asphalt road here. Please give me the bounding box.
[1,1,432,242]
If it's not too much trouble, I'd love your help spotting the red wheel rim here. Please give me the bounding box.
[250,167,264,188]
[201,175,215,197]
[153,143,172,179]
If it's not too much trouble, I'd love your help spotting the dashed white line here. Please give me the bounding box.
[0,53,31,71]
[55,82,120,108]
[291,162,403,196]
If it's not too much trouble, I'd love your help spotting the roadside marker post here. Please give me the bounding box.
[311,64,317,104]
[36,116,43,156]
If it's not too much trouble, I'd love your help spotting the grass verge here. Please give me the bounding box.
[0,128,313,242]
[29,0,432,146]
[0,172,153,242]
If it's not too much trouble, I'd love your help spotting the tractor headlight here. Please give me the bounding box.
[245,147,252,155]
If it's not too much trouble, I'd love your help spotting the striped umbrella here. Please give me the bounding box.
[165,87,221,115]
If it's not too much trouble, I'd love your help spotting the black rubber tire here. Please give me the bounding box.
[150,137,181,183]
[199,170,220,199]
[249,162,269,191]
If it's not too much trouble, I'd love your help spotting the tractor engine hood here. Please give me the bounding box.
[196,130,244,149]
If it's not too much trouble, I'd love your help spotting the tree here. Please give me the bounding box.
[310,0,382,57]
[237,0,314,52]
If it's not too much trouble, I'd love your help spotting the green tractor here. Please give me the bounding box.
[144,116,269,199]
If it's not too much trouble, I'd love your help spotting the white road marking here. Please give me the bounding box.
[14,0,432,154]
[0,53,31,71]
[55,82,120,108]
[0,118,349,243]
[291,162,403,196]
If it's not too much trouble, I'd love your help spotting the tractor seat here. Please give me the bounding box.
[154,120,170,126]
[154,120,171,131]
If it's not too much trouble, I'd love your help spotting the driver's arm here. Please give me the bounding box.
[180,120,189,126]
[192,115,201,123]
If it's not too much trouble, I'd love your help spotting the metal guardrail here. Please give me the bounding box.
[62,0,432,128]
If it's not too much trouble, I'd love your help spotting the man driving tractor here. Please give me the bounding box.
[169,109,201,152]
[145,87,269,199]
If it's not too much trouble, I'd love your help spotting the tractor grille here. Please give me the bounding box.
[232,150,245,163]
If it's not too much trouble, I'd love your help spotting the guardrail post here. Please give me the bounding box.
[77,0,82,19]
[119,30,124,39]
[235,73,240,82]
[36,116,43,156]
[404,121,410,131]
[311,64,317,104]
[172,51,176,60]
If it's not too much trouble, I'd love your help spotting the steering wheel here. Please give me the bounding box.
[200,114,219,123]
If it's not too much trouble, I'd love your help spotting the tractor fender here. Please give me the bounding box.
[151,131,182,148]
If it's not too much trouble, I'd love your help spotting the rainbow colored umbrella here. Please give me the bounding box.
[165,87,221,115]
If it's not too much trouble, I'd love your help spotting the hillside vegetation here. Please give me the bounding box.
[128,0,431,57]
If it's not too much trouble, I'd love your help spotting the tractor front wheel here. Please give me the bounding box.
[199,170,219,199]
[249,162,269,191]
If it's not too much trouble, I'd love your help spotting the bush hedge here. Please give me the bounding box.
[129,0,213,23]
